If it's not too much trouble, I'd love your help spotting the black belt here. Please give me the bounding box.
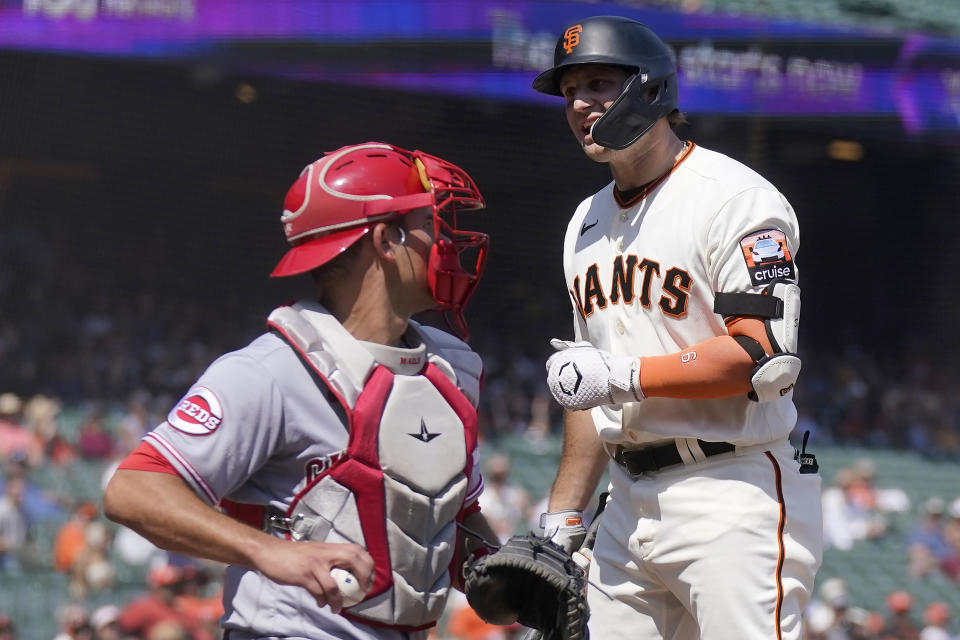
[613,440,736,475]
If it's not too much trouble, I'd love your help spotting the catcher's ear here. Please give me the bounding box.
[372,223,396,260]
[373,223,409,261]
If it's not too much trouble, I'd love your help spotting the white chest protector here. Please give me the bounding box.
[266,301,481,631]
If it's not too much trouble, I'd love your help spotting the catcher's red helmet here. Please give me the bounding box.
[271,142,488,339]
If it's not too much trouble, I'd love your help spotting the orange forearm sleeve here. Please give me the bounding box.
[638,335,756,399]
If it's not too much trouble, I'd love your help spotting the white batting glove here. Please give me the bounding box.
[545,339,644,411]
[539,510,587,554]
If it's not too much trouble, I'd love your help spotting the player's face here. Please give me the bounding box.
[393,206,437,313]
[560,65,631,161]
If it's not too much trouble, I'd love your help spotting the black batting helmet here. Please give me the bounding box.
[532,16,678,150]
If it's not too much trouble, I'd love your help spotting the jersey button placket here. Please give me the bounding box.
[610,216,629,338]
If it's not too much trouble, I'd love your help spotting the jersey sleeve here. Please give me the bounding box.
[144,352,284,505]
[707,186,800,295]
[572,307,588,341]
[565,194,598,338]
[117,440,179,475]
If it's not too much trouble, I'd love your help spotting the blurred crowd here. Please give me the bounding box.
[795,346,960,458]
[0,388,225,639]
[0,281,959,637]
[805,578,958,640]
[3,394,960,639]
[0,559,224,640]
[2,262,959,457]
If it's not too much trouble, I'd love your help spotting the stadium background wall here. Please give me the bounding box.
[0,51,957,382]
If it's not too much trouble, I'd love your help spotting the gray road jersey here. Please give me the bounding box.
[146,305,483,639]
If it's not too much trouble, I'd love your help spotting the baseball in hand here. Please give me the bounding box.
[331,567,368,607]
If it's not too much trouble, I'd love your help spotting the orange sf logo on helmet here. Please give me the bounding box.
[562,24,582,54]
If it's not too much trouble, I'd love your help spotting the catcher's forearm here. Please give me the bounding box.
[461,511,500,554]
[104,468,275,568]
[452,511,500,591]
[547,410,608,512]
[106,469,378,605]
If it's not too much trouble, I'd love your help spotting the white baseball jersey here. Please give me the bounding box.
[145,300,484,640]
[563,143,799,448]
[562,143,822,640]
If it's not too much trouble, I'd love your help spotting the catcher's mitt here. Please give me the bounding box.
[464,534,589,640]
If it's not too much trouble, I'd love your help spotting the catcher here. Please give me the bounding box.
[104,142,501,640]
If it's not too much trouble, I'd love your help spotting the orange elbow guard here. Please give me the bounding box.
[714,279,802,401]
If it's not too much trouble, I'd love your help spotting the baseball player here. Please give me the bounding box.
[533,17,823,640]
[103,142,500,639]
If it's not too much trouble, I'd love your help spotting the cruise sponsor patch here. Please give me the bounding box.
[739,229,795,285]
[167,387,223,435]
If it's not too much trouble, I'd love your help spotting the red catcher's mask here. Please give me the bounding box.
[271,142,488,340]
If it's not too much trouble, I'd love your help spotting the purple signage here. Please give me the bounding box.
[2,0,960,132]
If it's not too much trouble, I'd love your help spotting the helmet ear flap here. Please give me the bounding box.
[533,15,680,148]
[590,73,678,149]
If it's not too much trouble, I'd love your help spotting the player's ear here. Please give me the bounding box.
[372,222,398,261]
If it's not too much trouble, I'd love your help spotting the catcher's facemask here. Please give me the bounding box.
[414,151,489,341]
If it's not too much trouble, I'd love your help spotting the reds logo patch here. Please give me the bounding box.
[739,229,796,286]
[167,387,223,435]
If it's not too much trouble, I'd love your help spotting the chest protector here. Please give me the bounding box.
[266,301,481,631]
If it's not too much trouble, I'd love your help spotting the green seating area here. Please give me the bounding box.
[4,440,960,638]
[645,0,960,38]
[814,446,960,616]
[490,435,960,618]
